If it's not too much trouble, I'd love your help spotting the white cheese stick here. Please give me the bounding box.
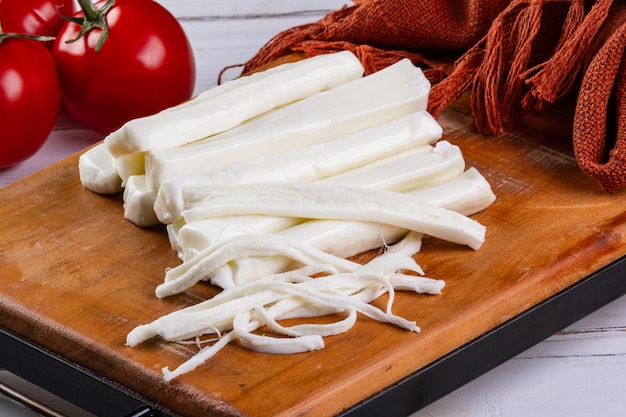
[227,168,495,285]
[104,51,364,158]
[171,215,304,261]
[180,181,486,250]
[153,111,443,225]
[113,152,145,186]
[203,110,442,186]
[405,167,496,216]
[144,59,431,191]
[322,140,464,191]
[155,140,462,225]
[266,168,496,259]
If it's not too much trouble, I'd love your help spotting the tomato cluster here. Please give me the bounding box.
[0,0,195,168]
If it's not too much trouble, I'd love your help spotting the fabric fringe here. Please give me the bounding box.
[238,0,613,134]
[232,0,626,191]
[241,5,356,74]
[430,0,613,134]
[427,46,486,118]
[523,0,613,107]
[521,0,586,111]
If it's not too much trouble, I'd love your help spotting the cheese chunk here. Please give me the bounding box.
[123,175,159,227]
[78,143,123,194]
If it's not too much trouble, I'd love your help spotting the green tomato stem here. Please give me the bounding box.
[76,0,102,21]
[0,21,55,45]
[67,0,115,53]
[0,32,56,45]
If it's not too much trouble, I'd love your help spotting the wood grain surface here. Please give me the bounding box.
[2,2,626,416]
[1,83,625,417]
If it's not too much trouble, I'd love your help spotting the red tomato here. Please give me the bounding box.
[0,36,60,168]
[0,0,76,38]
[52,0,196,135]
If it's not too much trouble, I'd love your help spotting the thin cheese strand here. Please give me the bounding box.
[162,331,238,381]
[233,311,326,354]
[156,232,361,298]
[131,251,423,344]
[133,251,427,380]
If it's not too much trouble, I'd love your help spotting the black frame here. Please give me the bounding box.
[2,255,626,417]
[0,330,171,417]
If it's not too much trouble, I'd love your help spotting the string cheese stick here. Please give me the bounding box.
[144,58,431,191]
[155,140,463,225]
[105,51,364,157]
[224,168,495,286]
[181,181,487,250]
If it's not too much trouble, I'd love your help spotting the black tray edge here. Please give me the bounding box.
[340,255,626,417]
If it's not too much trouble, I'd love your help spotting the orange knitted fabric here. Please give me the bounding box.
[242,0,625,192]
[242,0,511,82]
[573,5,626,192]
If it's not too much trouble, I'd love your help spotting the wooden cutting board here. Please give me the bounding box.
[1,94,625,417]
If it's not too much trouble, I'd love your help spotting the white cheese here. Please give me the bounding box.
[277,167,496,258]
[113,151,145,186]
[78,143,123,195]
[172,215,304,261]
[144,59,431,191]
[153,113,444,225]
[227,168,495,285]
[122,175,159,227]
[165,141,466,262]
[180,181,486,250]
[104,51,364,158]
[194,110,442,186]
[323,140,464,191]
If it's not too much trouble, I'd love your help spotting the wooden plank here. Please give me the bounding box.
[4,4,626,416]
[1,94,625,417]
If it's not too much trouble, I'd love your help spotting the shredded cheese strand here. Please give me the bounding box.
[157,232,359,298]
[129,250,431,380]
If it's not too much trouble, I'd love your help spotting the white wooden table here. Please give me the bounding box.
[1,2,625,416]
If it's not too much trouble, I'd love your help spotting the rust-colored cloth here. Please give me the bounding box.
[573,4,626,192]
[242,0,626,192]
[242,0,511,82]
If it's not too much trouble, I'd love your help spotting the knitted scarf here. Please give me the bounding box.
[241,0,625,192]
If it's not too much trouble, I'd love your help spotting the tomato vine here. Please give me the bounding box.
[62,0,114,52]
